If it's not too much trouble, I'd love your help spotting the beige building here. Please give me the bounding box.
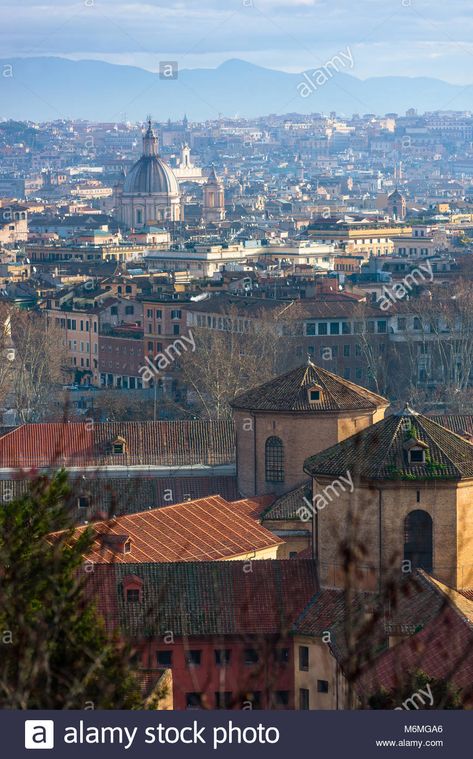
[202,166,225,223]
[304,406,473,592]
[231,361,389,498]
[115,121,181,228]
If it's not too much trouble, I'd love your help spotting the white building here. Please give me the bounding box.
[114,121,181,229]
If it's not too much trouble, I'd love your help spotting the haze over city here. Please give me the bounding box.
[2,0,473,728]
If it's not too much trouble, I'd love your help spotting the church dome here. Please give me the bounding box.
[123,121,179,196]
[123,156,179,195]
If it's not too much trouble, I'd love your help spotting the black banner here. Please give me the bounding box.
[8,710,467,758]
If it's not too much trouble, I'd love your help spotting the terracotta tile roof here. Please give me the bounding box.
[355,575,473,702]
[51,495,283,563]
[87,559,318,636]
[0,426,15,439]
[431,414,473,438]
[231,361,388,414]
[188,294,382,320]
[0,420,235,469]
[304,407,473,481]
[233,494,276,519]
[262,481,311,521]
[0,475,241,524]
[294,572,451,668]
[68,475,240,521]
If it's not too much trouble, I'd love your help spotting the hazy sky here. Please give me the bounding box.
[2,0,473,82]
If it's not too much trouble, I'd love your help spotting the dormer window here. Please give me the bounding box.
[308,385,322,404]
[112,436,126,455]
[409,448,425,464]
[99,533,131,555]
[403,436,429,465]
[123,574,143,603]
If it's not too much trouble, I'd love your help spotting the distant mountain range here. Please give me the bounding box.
[1,57,473,122]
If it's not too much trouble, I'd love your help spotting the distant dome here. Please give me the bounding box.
[123,120,179,196]
[123,156,179,195]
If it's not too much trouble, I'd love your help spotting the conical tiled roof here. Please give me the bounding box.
[304,407,473,481]
[231,361,389,414]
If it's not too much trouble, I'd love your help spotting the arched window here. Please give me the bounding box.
[265,436,284,483]
[404,510,433,572]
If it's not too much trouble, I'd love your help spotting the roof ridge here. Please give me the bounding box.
[418,571,473,629]
[375,415,405,477]
[416,415,465,478]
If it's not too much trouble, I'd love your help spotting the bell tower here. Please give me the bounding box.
[203,166,225,223]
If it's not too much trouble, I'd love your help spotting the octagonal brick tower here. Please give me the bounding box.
[231,360,389,497]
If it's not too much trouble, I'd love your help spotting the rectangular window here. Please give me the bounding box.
[171,309,182,319]
[299,646,309,671]
[125,305,134,315]
[274,690,289,707]
[377,320,387,333]
[246,692,261,709]
[306,323,316,336]
[397,317,406,331]
[186,650,202,666]
[173,324,180,336]
[156,309,162,319]
[214,649,231,666]
[276,648,290,664]
[342,321,351,334]
[318,322,328,336]
[244,648,259,665]
[186,693,202,710]
[299,688,310,710]
[126,589,140,603]
[215,692,232,709]
[330,322,340,335]
[156,650,172,667]
[317,680,329,694]
[343,344,350,357]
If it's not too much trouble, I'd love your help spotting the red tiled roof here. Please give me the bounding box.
[87,559,319,636]
[51,495,283,563]
[357,605,473,702]
[0,421,235,469]
[232,361,388,414]
[232,494,276,519]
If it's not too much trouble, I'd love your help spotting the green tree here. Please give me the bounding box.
[368,669,464,710]
[0,471,143,709]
